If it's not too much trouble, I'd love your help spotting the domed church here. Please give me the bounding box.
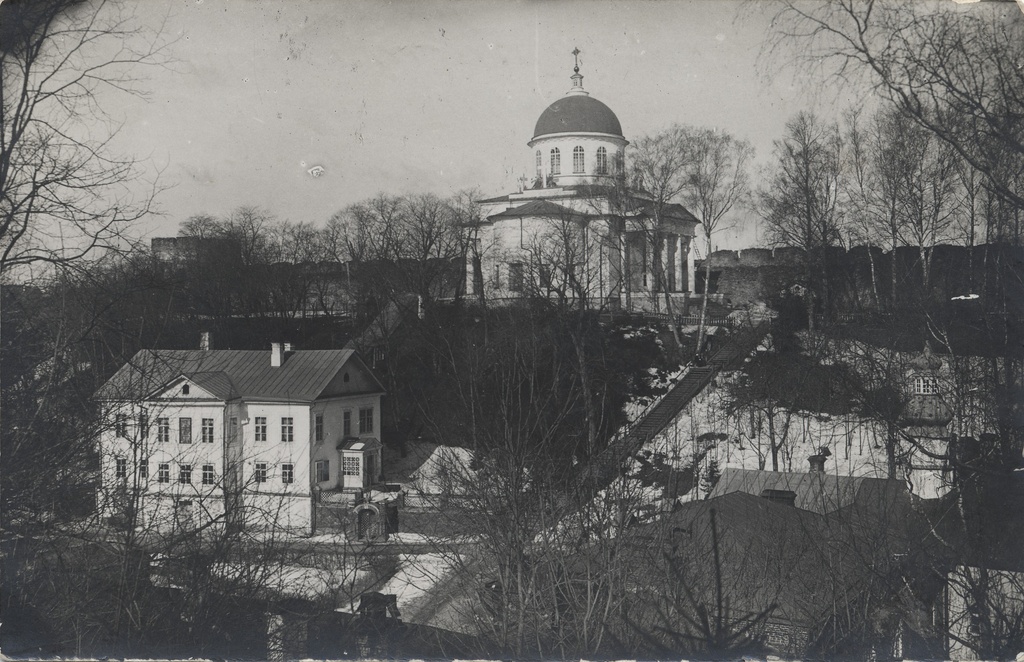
[467,55,699,311]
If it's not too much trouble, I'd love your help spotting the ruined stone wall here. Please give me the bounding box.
[695,243,1023,309]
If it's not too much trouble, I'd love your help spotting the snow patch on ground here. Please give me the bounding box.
[374,553,457,612]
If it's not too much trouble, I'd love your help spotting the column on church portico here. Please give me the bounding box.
[665,233,678,292]
[679,235,692,293]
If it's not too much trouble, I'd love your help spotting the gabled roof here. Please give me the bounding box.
[476,193,512,204]
[183,371,238,400]
[710,467,904,516]
[486,199,587,221]
[625,491,830,629]
[95,349,381,403]
[640,200,700,225]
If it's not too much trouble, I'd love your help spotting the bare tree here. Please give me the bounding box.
[760,112,845,330]
[680,128,753,355]
[765,0,1024,224]
[0,0,169,276]
[629,126,688,348]
[846,108,961,304]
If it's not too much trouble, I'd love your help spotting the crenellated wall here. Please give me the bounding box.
[695,243,1024,310]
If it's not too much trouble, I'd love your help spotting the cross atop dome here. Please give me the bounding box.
[569,46,587,96]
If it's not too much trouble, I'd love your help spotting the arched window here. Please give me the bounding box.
[596,147,608,174]
[550,148,561,175]
[535,150,542,179]
[573,146,585,173]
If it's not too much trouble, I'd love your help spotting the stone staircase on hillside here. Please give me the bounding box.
[580,320,771,489]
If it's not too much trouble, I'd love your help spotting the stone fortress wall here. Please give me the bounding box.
[696,242,1023,309]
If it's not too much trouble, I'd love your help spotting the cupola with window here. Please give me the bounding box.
[527,51,628,188]
[899,346,953,437]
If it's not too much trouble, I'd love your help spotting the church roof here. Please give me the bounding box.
[486,199,588,220]
[533,94,623,139]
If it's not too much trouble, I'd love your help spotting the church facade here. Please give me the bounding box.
[467,62,699,311]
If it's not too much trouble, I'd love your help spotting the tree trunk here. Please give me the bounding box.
[696,235,713,357]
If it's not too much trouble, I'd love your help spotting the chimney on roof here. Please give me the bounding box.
[808,446,831,473]
[271,342,284,367]
[200,331,212,351]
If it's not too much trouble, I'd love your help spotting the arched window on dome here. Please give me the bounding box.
[573,146,585,174]
[596,147,608,175]
[550,148,561,175]
[535,151,542,179]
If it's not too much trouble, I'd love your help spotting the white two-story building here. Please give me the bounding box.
[94,342,385,534]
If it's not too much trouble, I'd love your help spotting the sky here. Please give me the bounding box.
[105,0,886,249]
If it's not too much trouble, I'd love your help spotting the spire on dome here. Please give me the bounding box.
[568,47,588,96]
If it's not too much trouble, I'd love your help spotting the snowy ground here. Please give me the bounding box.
[372,552,458,612]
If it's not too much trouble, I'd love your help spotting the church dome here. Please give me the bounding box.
[533,94,623,139]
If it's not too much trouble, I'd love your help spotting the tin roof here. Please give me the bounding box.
[486,199,583,221]
[95,349,381,403]
[709,467,903,516]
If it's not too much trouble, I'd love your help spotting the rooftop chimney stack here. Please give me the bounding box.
[808,446,831,473]
[200,331,212,351]
[271,342,283,367]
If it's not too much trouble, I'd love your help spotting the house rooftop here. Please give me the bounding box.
[710,467,907,516]
[95,348,382,403]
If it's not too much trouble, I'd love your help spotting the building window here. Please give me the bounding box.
[573,145,585,173]
[158,463,170,483]
[539,264,552,289]
[315,459,329,483]
[115,457,128,479]
[914,375,939,395]
[596,147,608,174]
[179,464,192,484]
[202,464,215,485]
[179,418,192,444]
[493,264,502,289]
[282,463,294,484]
[254,462,267,483]
[182,384,190,395]
[115,414,128,438]
[359,407,374,434]
[139,462,148,479]
[281,417,294,442]
[254,417,267,442]
[139,408,149,438]
[343,456,360,476]
[343,411,352,437]
[157,418,170,443]
[550,147,561,175]
[315,414,324,442]
[535,150,542,179]
[201,418,214,443]
[509,262,524,293]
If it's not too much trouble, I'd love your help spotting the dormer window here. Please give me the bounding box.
[573,146,585,173]
[596,147,608,174]
[914,375,939,395]
[535,150,542,178]
[550,148,561,175]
